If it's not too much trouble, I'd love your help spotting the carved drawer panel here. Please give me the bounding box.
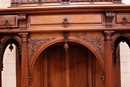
[116,13,130,25]
[29,14,102,25]
[0,15,18,28]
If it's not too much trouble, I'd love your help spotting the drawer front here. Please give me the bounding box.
[30,14,102,25]
[116,13,130,24]
[0,15,18,28]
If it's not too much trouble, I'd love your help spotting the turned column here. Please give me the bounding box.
[19,33,29,87]
[104,31,114,87]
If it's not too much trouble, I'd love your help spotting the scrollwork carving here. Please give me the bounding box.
[75,36,104,56]
[18,14,26,20]
[29,37,55,59]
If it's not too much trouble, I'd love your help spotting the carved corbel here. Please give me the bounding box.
[105,12,115,28]
[18,14,27,30]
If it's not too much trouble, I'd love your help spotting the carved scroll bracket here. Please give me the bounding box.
[105,12,115,28]
[18,14,27,30]
[75,36,104,57]
[29,37,55,59]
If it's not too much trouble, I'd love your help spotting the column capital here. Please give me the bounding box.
[104,31,114,41]
[19,33,29,43]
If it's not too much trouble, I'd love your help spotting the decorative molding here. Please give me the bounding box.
[105,12,115,28]
[113,0,121,4]
[101,72,105,85]
[75,36,104,56]
[29,74,33,86]
[29,37,55,58]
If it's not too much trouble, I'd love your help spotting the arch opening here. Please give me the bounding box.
[2,44,16,87]
[1,38,21,87]
[120,42,130,87]
[32,42,103,87]
[30,38,104,73]
[113,36,130,87]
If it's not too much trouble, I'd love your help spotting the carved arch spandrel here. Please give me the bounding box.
[30,36,104,75]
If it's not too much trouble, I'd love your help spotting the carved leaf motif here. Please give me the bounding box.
[29,37,55,58]
[75,36,104,56]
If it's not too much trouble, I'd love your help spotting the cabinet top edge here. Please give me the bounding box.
[0,4,130,14]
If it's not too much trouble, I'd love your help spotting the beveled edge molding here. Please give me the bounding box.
[29,37,55,59]
[75,36,104,57]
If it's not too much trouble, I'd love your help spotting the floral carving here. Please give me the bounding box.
[29,37,55,58]
[75,36,104,56]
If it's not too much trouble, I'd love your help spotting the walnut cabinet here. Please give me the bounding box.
[0,3,130,87]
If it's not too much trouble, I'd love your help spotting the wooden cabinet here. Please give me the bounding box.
[0,3,130,87]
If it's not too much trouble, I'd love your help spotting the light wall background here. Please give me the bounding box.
[0,0,130,87]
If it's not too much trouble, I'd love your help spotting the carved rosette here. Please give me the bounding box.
[29,37,55,59]
[75,36,104,57]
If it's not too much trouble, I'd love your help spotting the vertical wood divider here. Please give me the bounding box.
[104,31,114,87]
[87,50,93,87]
[19,33,29,87]
[65,50,69,87]
[44,51,48,87]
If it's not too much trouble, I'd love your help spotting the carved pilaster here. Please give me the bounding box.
[19,33,29,87]
[104,31,114,87]
[105,12,115,28]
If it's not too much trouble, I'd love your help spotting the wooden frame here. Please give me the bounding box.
[0,3,130,87]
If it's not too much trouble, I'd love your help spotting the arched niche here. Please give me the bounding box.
[31,41,103,87]
[2,44,16,87]
[120,42,130,87]
[0,36,21,87]
[113,36,130,87]
[30,37,104,73]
